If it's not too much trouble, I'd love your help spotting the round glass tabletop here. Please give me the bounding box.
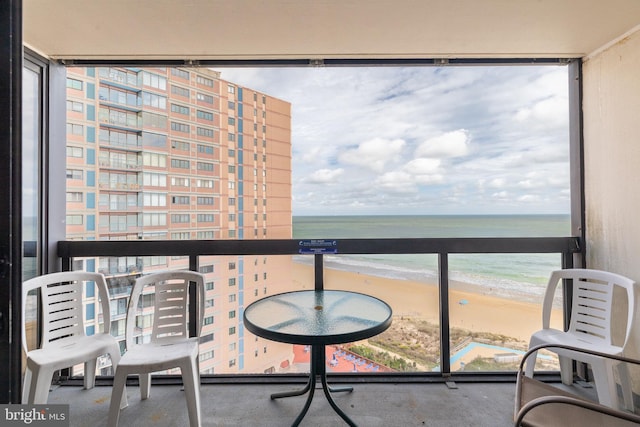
[243,290,393,345]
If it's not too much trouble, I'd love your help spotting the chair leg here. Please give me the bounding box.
[591,361,618,409]
[618,362,634,411]
[140,373,152,400]
[29,367,54,404]
[180,361,201,427]
[109,345,128,408]
[558,355,573,385]
[524,350,537,378]
[108,371,128,427]
[84,359,97,390]
[22,367,33,404]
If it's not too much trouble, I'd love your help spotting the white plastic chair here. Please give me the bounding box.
[21,271,124,404]
[108,271,205,427]
[524,269,637,411]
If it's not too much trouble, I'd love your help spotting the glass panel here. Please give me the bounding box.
[22,63,41,280]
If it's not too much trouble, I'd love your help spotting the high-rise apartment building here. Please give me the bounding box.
[65,66,294,375]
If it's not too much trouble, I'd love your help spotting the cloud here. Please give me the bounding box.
[218,65,570,215]
[339,138,405,172]
[415,130,471,158]
[305,168,344,183]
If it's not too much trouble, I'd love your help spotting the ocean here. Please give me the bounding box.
[292,215,571,303]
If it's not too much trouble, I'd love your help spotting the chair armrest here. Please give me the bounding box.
[515,394,640,427]
[515,343,640,426]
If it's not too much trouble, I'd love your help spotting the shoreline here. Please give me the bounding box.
[292,261,563,343]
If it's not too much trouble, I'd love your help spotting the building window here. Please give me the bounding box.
[143,193,167,207]
[197,214,214,223]
[197,110,214,121]
[143,92,167,110]
[197,231,214,239]
[197,127,214,138]
[143,172,167,187]
[205,282,214,291]
[171,68,190,80]
[171,85,190,97]
[66,100,83,112]
[197,162,214,171]
[229,327,236,335]
[171,214,190,223]
[196,93,214,104]
[229,359,236,368]
[196,179,214,188]
[66,214,83,225]
[171,159,190,169]
[228,117,236,126]
[171,140,190,151]
[229,310,236,319]
[171,122,190,133]
[199,264,214,273]
[171,196,190,205]
[196,76,214,87]
[171,232,190,240]
[66,78,83,90]
[141,152,166,167]
[205,298,214,308]
[66,146,83,158]
[170,177,189,186]
[142,213,167,226]
[200,350,214,362]
[229,294,236,303]
[66,123,84,136]
[171,103,189,115]
[142,71,167,90]
[66,169,83,180]
[204,316,214,325]
[197,197,214,205]
[228,278,236,286]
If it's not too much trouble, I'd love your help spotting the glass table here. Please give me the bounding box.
[243,290,393,426]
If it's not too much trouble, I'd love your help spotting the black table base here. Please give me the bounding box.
[271,344,356,426]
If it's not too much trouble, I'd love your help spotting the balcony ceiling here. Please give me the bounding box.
[24,0,640,61]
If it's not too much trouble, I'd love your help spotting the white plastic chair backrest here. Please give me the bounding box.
[125,271,205,349]
[542,269,636,347]
[21,271,112,354]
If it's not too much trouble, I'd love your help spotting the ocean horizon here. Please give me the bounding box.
[292,214,571,303]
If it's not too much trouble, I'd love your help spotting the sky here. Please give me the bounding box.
[219,65,570,216]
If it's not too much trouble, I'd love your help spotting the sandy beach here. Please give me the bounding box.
[292,262,563,344]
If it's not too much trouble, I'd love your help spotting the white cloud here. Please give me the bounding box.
[339,138,405,172]
[415,129,471,158]
[305,168,344,183]
[219,65,571,215]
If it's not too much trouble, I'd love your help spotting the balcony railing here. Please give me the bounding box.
[59,236,580,378]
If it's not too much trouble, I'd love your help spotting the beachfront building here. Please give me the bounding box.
[64,66,294,374]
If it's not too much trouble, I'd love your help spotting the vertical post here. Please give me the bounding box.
[314,254,323,290]
[0,0,22,404]
[189,255,198,337]
[438,253,451,375]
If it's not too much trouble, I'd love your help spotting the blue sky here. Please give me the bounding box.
[220,66,570,216]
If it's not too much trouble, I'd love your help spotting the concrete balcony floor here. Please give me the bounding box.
[48,380,519,426]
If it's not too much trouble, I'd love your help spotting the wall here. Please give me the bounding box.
[583,28,640,280]
[582,27,640,358]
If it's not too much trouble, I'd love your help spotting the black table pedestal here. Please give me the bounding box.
[271,344,356,426]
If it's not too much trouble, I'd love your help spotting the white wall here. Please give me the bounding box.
[583,28,640,356]
[583,28,640,281]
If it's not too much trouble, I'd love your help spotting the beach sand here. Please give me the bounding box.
[292,262,563,343]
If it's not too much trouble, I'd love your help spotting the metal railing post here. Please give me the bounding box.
[438,252,451,375]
